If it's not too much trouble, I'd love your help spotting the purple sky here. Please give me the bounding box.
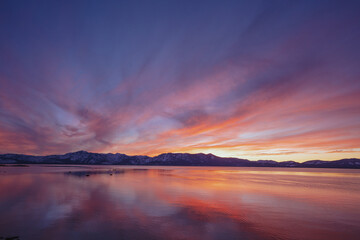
[0,0,360,161]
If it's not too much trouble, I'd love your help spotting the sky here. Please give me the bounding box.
[0,0,360,161]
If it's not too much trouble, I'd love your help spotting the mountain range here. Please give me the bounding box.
[0,151,360,169]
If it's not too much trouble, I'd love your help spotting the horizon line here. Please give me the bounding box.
[1,150,359,163]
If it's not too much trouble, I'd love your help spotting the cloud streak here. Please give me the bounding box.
[0,0,360,161]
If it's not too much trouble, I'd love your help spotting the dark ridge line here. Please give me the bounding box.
[1,150,359,169]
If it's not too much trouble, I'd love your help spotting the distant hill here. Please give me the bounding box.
[0,151,359,169]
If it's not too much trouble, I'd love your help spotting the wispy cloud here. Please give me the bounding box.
[0,0,359,161]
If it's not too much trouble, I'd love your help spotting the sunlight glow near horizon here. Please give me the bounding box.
[0,0,360,161]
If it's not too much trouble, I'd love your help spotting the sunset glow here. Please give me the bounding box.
[0,0,359,161]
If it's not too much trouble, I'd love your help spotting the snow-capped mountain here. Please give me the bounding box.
[0,151,359,168]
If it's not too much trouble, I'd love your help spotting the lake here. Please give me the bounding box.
[0,165,360,240]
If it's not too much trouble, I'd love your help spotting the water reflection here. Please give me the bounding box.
[63,168,171,177]
[0,166,360,240]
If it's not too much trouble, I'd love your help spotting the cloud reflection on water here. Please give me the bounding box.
[0,166,360,240]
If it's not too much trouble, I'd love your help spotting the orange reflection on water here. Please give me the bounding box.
[0,166,360,240]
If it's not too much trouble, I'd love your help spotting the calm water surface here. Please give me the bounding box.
[0,165,360,240]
